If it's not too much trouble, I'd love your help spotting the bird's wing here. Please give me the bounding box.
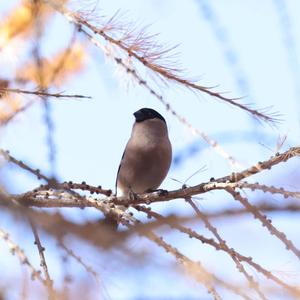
[115,148,126,194]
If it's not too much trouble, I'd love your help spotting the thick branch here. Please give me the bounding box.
[12,146,300,209]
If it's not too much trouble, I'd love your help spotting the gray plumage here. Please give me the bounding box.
[116,108,172,197]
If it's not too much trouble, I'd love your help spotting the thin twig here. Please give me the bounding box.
[135,205,299,296]
[35,181,112,196]
[185,198,268,300]
[236,181,300,200]
[58,239,101,285]
[123,215,252,299]
[227,188,300,261]
[0,227,43,282]
[28,218,56,300]
[0,87,91,99]
[0,101,34,126]
[203,203,300,219]
[0,149,52,183]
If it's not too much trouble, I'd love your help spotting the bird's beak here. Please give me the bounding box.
[133,110,143,122]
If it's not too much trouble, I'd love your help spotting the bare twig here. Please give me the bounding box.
[135,205,299,296]
[0,149,52,183]
[185,198,268,300]
[28,218,56,300]
[35,181,112,196]
[141,232,223,300]
[236,181,300,200]
[58,239,101,285]
[0,227,43,283]
[0,101,34,126]
[227,188,300,261]
[204,203,300,219]
[124,214,253,299]
[0,87,91,99]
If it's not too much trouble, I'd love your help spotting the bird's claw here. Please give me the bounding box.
[157,189,168,196]
[146,188,168,196]
[129,190,138,201]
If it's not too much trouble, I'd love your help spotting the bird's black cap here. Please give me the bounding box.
[133,108,166,123]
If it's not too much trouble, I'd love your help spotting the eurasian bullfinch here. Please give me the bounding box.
[116,108,172,197]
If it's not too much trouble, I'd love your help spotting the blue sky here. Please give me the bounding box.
[1,0,300,299]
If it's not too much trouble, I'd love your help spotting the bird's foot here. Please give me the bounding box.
[128,190,138,201]
[146,188,168,196]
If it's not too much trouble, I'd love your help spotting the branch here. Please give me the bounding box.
[236,181,300,199]
[140,232,222,300]
[227,188,300,261]
[28,218,56,300]
[134,205,299,296]
[0,227,43,283]
[0,149,53,183]
[4,192,300,297]
[0,150,112,196]
[108,146,300,206]
[58,239,102,285]
[122,214,257,299]
[35,182,112,196]
[0,87,91,99]
[46,2,279,125]
[185,198,268,300]
[5,195,249,298]
[13,146,300,208]
[4,146,300,297]
[0,101,34,126]
[204,203,300,219]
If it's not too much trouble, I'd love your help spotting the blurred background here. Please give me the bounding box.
[0,0,300,299]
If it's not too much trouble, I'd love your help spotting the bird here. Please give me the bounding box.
[116,107,172,198]
[103,108,172,229]
[102,108,172,232]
